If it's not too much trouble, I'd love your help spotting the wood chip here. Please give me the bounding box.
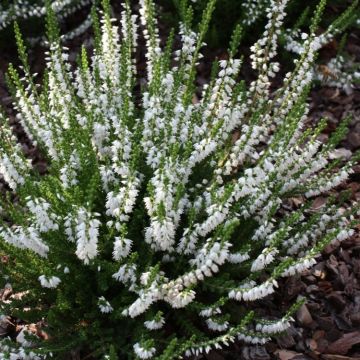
[297,304,313,326]
[326,332,360,355]
[275,350,300,360]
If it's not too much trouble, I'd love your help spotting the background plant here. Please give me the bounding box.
[0,0,94,46]
[162,0,359,46]
[0,0,359,359]
[160,0,360,91]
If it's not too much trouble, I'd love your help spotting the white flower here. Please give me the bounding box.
[0,153,28,190]
[256,319,292,334]
[126,294,156,318]
[228,252,250,264]
[0,226,49,258]
[199,307,221,318]
[337,229,354,242]
[16,328,33,347]
[251,248,278,272]
[229,280,278,302]
[282,258,317,277]
[38,275,61,288]
[144,316,165,330]
[237,332,269,344]
[113,237,132,260]
[145,217,176,251]
[60,150,80,188]
[165,289,196,308]
[206,318,229,332]
[113,264,137,284]
[133,342,156,359]
[98,296,113,313]
[26,197,59,232]
[74,208,100,264]
[301,33,308,40]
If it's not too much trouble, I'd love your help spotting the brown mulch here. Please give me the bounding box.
[0,5,360,360]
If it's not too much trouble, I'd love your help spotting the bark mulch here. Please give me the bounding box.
[0,6,359,360]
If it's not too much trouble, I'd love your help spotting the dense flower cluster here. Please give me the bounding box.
[0,0,358,359]
[240,0,269,26]
[283,3,360,92]
[314,55,360,94]
[175,0,360,91]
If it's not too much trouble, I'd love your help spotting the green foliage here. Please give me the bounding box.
[0,0,358,359]
[160,0,359,47]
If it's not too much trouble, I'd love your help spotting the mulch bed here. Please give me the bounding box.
[0,4,359,360]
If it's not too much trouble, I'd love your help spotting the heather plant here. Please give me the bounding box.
[283,3,360,92]
[0,0,94,44]
[164,0,359,44]
[313,54,360,93]
[0,0,359,359]
[163,0,360,90]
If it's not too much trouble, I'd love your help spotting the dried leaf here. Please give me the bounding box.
[322,355,360,360]
[326,332,360,355]
[275,350,300,360]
